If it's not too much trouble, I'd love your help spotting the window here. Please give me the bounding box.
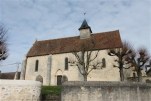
[65,57,68,70]
[133,72,136,78]
[35,60,39,72]
[102,58,106,68]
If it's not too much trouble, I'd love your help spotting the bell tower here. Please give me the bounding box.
[79,19,92,39]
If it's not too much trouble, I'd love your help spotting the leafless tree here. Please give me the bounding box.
[108,42,132,81]
[145,60,151,71]
[145,60,151,77]
[126,48,150,82]
[69,39,105,81]
[0,24,8,61]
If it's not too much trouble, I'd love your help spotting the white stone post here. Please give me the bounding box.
[14,65,19,80]
[20,57,27,80]
[46,55,52,85]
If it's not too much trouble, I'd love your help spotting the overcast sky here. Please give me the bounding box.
[0,0,150,72]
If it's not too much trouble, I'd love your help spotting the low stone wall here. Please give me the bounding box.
[62,81,151,101]
[0,80,41,101]
[41,94,61,101]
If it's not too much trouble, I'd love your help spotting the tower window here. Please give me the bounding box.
[65,57,68,70]
[35,60,39,72]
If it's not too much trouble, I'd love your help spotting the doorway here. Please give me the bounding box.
[57,75,62,85]
[36,75,43,84]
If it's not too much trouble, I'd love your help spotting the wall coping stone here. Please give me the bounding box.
[0,79,41,86]
[62,81,151,87]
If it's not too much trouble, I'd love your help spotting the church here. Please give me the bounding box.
[20,20,123,85]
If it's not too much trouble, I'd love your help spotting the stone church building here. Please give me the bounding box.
[20,20,123,85]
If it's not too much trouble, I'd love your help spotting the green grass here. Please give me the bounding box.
[41,86,62,95]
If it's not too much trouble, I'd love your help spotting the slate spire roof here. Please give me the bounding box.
[79,19,92,33]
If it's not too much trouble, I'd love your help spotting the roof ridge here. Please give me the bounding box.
[92,30,119,35]
[37,35,79,42]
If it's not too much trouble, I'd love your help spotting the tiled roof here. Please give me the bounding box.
[27,30,122,57]
[0,72,21,79]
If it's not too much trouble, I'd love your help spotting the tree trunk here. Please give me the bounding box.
[83,75,87,81]
[137,68,142,82]
[119,68,124,81]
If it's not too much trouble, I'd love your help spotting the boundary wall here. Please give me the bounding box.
[0,80,41,101]
[62,81,151,101]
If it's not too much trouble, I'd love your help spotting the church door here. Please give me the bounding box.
[57,75,62,85]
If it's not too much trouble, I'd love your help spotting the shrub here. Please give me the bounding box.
[41,86,61,95]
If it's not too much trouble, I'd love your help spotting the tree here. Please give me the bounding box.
[126,48,150,82]
[108,42,132,81]
[145,60,151,77]
[0,24,8,61]
[69,39,105,81]
[145,60,151,71]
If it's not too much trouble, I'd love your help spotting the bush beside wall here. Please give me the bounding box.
[41,86,61,101]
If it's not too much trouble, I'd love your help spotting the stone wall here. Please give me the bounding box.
[0,80,41,101]
[62,81,151,101]
[41,94,61,101]
[25,55,49,85]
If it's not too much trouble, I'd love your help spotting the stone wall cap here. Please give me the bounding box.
[0,80,42,86]
[62,81,151,87]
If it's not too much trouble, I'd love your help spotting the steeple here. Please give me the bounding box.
[79,19,92,39]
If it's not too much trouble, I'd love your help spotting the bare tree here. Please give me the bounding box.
[145,60,151,77]
[145,60,151,71]
[126,48,150,82]
[69,39,105,81]
[0,24,8,61]
[108,42,132,81]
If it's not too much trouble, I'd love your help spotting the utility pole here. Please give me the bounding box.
[14,63,21,80]
[0,62,21,79]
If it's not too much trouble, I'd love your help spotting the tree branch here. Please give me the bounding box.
[89,50,99,63]
[72,52,83,65]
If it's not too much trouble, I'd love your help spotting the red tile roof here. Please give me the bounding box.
[0,72,21,79]
[27,30,122,57]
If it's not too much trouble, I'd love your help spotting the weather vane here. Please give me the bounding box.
[84,12,86,19]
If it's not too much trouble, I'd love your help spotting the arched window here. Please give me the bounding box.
[102,58,106,68]
[35,60,39,72]
[133,72,136,78]
[65,57,68,70]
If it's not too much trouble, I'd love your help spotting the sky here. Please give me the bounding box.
[0,0,150,72]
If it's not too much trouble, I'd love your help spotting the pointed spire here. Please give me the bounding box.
[79,19,92,39]
[79,19,92,33]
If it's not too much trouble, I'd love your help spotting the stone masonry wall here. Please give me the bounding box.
[25,50,120,86]
[0,80,41,101]
[62,81,151,101]
[41,94,61,101]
